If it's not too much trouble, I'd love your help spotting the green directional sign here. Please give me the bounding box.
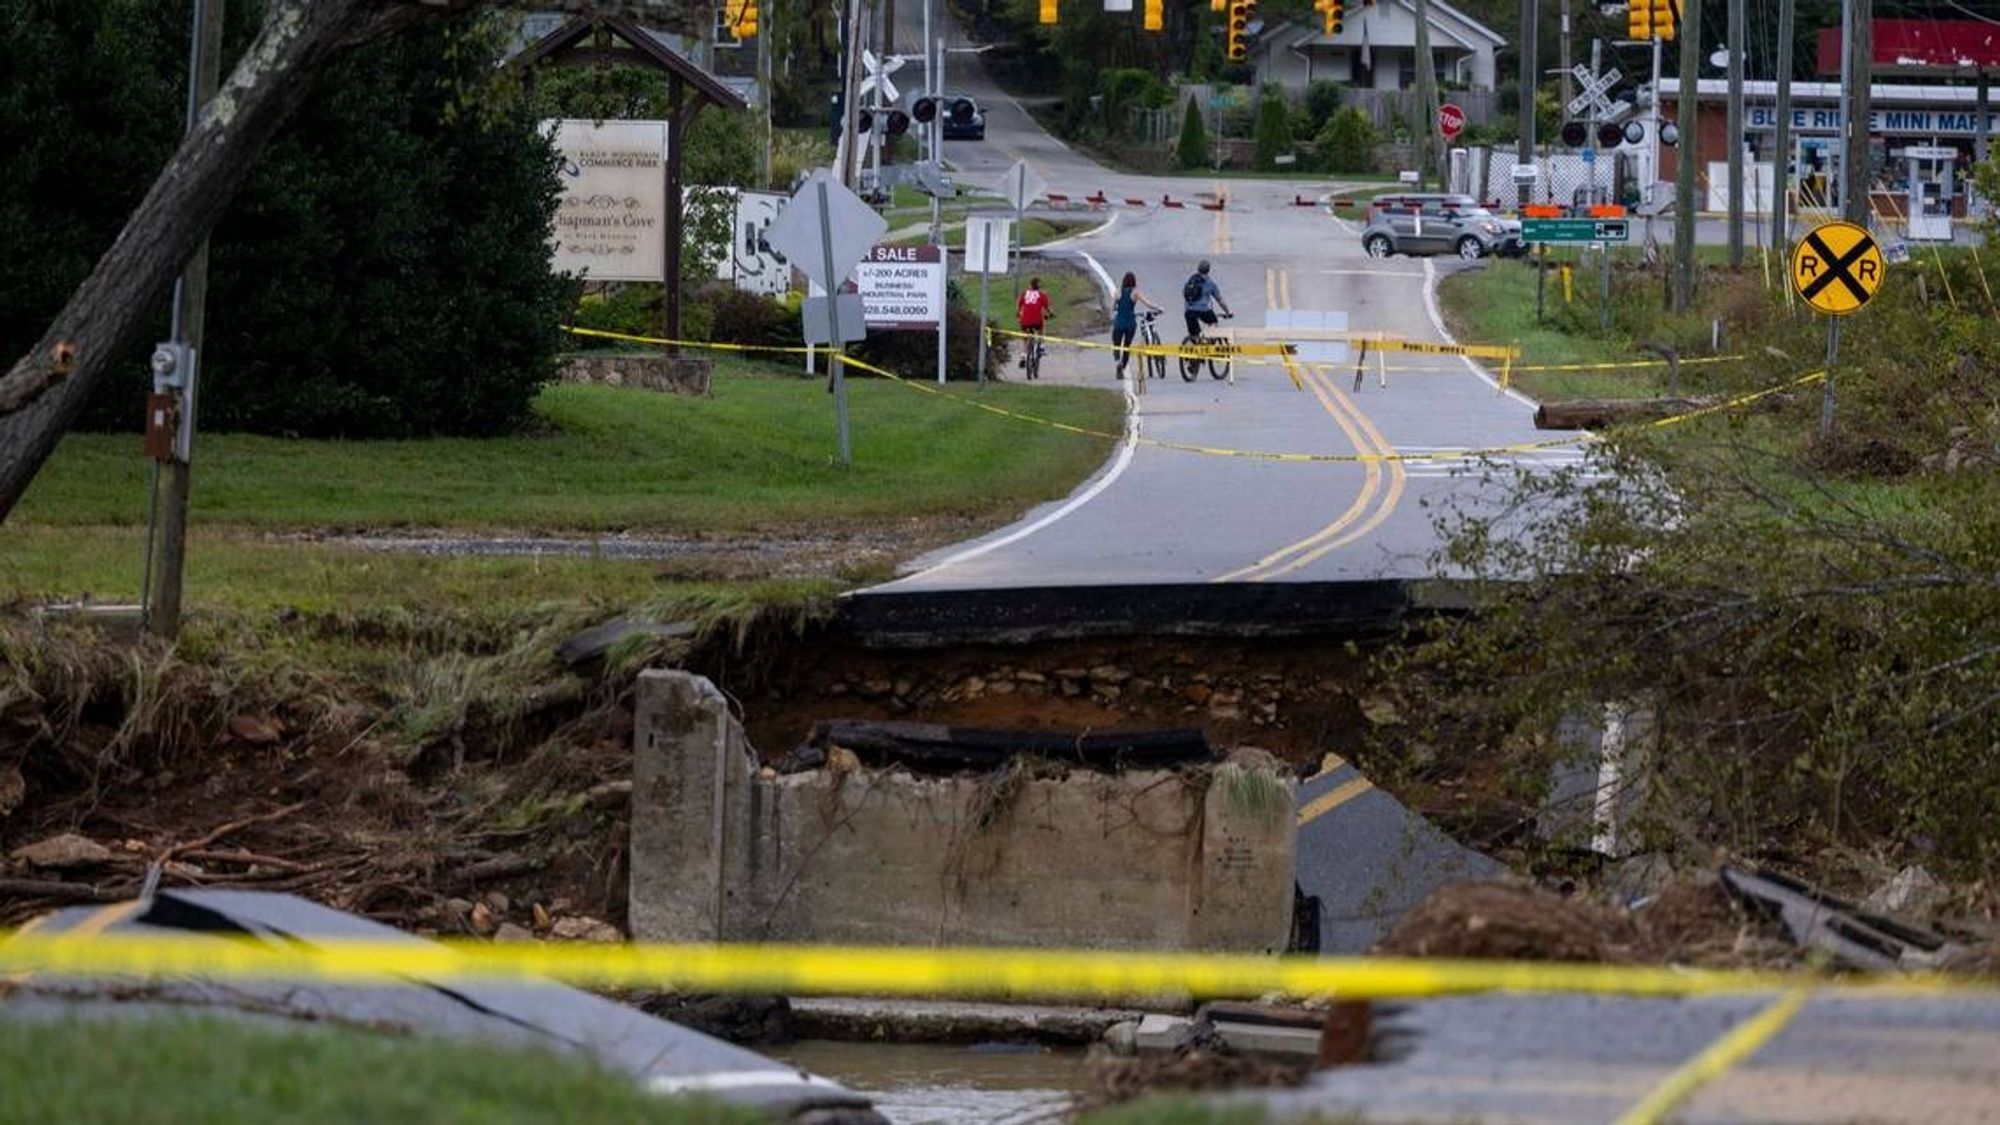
[1521,218,1631,243]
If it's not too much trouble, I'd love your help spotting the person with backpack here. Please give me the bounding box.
[1111,271,1163,380]
[1181,260,1232,343]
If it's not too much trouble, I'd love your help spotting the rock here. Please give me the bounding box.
[469,901,496,936]
[494,922,536,942]
[1133,1013,1195,1053]
[1864,865,1946,920]
[893,678,915,696]
[825,746,862,774]
[1360,696,1404,726]
[532,902,552,931]
[859,679,894,699]
[1015,671,1045,685]
[11,833,113,869]
[550,916,623,943]
[482,891,511,915]
[1103,1019,1140,1056]
[1227,747,1284,773]
[637,993,793,1046]
[226,713,284,745]
[1090,665,1130,684]
[1182,684,1213,706]
[585,779,632,809]
[963,676,987,697]
[1060,679,1083,697]
[1051,668,1087,681]
[1208,705,1243,722]
[1094,685,1122,702]
[757,766,778,780]
[444,897,475,920]
[990,680,1016,695]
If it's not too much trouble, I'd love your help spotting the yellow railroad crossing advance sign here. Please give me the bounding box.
[1790,220,1885,315]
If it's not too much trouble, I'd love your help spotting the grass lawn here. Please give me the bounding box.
[1438,254,1781,403]
[958,257,1109,336]
[9,363,1122,535]
[0,1016,757,1125]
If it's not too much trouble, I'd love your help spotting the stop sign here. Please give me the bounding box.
[1437,102,1466,139]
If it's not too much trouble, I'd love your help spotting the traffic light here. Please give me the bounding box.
[1039,0,1057,24]
[1227,0,1253,61]
[728,0,757,39]
[1315,0,1344,35]
[1211,0,1225,12]
[1631,0,1676,40]
[1144,0,1163,31]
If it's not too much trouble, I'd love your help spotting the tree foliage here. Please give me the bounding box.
[3,1,568,439]
[1251,93,1295,170]
[1176,95,1210,170]
[1314,107,1378,174]
[1392,256,2000,872]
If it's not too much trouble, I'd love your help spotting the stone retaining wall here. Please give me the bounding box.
[560,352,712,395]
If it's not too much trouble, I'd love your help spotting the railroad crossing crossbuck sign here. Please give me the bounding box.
[1790,220,1885,316]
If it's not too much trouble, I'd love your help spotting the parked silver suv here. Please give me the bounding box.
[1360,193,1523,260]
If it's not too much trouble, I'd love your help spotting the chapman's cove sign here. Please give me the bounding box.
[544,119,668,282]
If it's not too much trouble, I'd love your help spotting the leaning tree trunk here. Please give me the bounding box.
[0,0,409,521]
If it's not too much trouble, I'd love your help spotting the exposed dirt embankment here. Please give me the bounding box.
[0,607,1517,938]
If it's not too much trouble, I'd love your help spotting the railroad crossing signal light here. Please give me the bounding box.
[1227,0,1253,61]
[729,0,758,38]
[912,96,937,124]
[1560,120,1588,147]
[1039,0,1057,24]
[1144,0,1163,31]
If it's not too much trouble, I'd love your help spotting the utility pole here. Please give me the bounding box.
[837,0,864,188]
[1726,0,1745,267]
[145,0,225,640]
[1559,0,1573,131]
[1844,0,1872,225]
[1413,0,1442,189]
[1518,0,1538,164]
[1774,0,1794,250]
[1671,0,1700,312]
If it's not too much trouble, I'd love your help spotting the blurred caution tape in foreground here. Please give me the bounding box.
[5,932,1992,1000]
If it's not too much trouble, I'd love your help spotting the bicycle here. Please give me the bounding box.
[1134,310,1168,381]
[1180,313,1234,382]
[1019,328,1046,380]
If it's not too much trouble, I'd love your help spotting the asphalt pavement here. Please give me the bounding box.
[870,19,1586,594]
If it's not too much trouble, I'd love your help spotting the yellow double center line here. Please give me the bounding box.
[1219,269,1405,582]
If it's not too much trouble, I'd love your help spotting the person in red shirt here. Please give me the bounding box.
[1016,278,1050,380]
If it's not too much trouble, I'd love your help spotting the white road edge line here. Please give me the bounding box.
[866,250,1137,588]
[1423,257,1539,410]
[1037,209,1120,250]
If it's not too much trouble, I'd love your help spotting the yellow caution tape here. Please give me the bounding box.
[4,933,1991,1001]
[558,325,1823,465]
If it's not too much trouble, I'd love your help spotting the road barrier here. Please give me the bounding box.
[3,931,1990,1001]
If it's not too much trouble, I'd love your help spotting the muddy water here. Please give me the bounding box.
[772,1040,1091,1125]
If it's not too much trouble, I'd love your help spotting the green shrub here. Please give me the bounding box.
[853,301,1006,382]
[1252,93,1295,170]
[1315,106,1379,174]
[1303,79,1344,130]
[1175,95,1210,170]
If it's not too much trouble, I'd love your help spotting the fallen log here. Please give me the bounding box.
[1534,397,1713,431]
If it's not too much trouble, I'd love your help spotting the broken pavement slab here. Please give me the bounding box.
[1292,756,1504,954]
[789,997,1147,1046]
[4,889,878,1120]
[1721,865,1961,972]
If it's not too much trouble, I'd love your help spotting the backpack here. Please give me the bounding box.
[1183,273,1207,304]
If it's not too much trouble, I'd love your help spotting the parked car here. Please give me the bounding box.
[940,95,985,141]
[1360,193,1523,260]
